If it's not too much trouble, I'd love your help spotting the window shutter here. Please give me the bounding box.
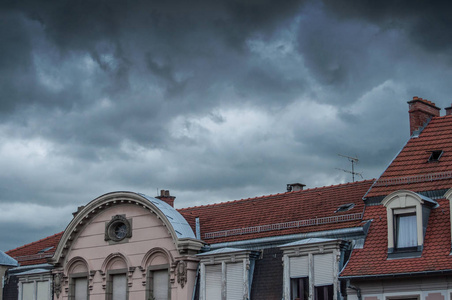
[206,265,222,300]
[289,256,309,278]
[37,281,50,300]
[226,263,243,300]
[22,282,34,300]
[153,270,169,300]
[74,278,88,300]
[112,274,127,300]
[313,254,334,286]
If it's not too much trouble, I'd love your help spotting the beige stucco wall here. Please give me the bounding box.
[57,204,198,300]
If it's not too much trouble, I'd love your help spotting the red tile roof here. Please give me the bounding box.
[340,198,452,278]
[366,115,452,198]
[178,180,374,244]
[342,114,452,278]
[6,232,63,266]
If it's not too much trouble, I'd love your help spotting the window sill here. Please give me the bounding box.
[387,246,422,259]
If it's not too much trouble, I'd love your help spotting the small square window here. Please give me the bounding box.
[428,150,443,162]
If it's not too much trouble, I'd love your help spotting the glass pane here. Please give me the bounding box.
[22,282,34,300]
[37,281,50,300]
[74,278,88,300]
[152,270,168,300]
[112,274,127,300]
[396,214,417,248]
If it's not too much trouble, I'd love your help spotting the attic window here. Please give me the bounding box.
[37,246,54,253]
[428,150,443,162]
[335,203,355,213]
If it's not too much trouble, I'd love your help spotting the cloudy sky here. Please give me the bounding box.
[2,0,452,251]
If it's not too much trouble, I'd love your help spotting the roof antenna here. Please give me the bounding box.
[336,154,363,182]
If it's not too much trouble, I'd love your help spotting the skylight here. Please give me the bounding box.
[428,150,443,162]
[37,246,54,254]
[334,203,355,213]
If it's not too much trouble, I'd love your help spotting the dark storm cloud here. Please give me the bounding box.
[2,0,452,251]
[322,0,452,54]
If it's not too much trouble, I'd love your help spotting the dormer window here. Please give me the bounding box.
[382,190,437,259]
[428,150,443,162]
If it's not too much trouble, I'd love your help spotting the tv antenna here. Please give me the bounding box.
[336,154,363,182]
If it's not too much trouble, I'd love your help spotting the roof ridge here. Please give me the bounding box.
[178,179,375,210]
[6,231,63,254]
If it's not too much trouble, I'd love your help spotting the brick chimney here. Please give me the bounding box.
[156,190,175,207]
[445,104,452,116]
[407,97,440,136]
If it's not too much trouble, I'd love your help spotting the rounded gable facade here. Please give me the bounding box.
[50,191,203,300]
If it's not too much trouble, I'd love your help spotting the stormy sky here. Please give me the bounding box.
[2,0,452,251]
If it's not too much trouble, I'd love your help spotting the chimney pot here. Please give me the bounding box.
[407,97,440,136]
[445,104,452,116]
[156,189,175,207]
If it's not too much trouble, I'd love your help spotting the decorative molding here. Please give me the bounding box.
[53,273,63,299]
[176,260,187,288]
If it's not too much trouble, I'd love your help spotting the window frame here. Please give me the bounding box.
[393,208,418,251]
[314,284,334,300]
[290,277,309,300]
[106,269,129,300]
[69,272,89,300]
[146,264,170,300]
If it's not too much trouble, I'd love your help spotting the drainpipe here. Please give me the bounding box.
[347,281,362,300]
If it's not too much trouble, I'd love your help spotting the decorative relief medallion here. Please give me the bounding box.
[105,215,132,242]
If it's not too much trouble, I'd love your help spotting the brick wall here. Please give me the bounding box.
[3,275,18,300]
[250,248,283,300]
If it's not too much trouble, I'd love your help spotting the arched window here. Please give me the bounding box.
[67,257,89,300]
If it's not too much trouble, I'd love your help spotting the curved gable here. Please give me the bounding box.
[50,191,202,267]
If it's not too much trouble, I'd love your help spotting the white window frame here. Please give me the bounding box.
[198,249,259,300]
[18,277,52,300]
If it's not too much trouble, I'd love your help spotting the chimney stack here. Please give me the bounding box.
[287,183,306,192]
[156,190,175,207]
[445,104,452,116]
[407,97,440,136]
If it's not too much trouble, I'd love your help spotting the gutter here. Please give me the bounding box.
[340,269,452,280]
[8,263,53,274]
[207,227,366,250]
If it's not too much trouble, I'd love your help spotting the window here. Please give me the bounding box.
[394,211,417,249]
[111,274,127,300]
[107,271,128,300]
[69,275,88,300]
[20,280,50,300]
[291,277,308,300]
[198,249,259,300]
[428,150,443,162]
[147,266,169,300]
[315,285,333,300]
[382,190,437,258]
[281,239,346,300]
[105,215,132,242]
[74,277,88,300]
